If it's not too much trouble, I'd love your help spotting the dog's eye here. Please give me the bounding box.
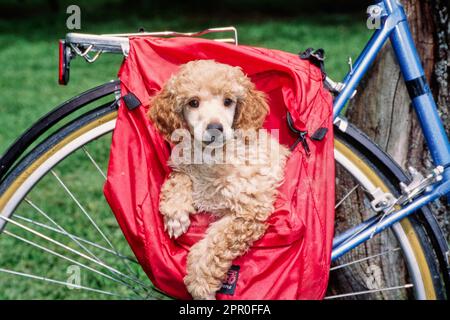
[224,98,234,107]
[188,99,199,108]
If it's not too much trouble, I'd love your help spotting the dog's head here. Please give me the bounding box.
[148,60,268,145]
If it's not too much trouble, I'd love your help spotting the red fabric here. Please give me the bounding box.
[104,36,335,300]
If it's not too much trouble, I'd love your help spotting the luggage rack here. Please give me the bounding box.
[59,25,345,95]
[59,26,238,84]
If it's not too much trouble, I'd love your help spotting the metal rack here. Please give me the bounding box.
[59,26,238,84]
[65,26,238,62]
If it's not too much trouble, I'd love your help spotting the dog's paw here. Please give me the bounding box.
[184,241,223,300]
[184,274,217,300]
[163,211,191,239]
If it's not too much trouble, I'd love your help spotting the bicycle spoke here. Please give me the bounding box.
[324,284,414,299]
[51,170,114,249]
[335,184,359,209]
[0,267,130,299]
[330,247,401,271]
[14,214,138,264]
[3,230,144,298]
[82,146,107,180]
[25,197,102,263]
[50,169,138,278]
[0,215,153,293]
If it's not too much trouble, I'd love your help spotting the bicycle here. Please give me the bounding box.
[0,0,449,300]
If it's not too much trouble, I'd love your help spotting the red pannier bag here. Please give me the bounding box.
[104,36,335,300]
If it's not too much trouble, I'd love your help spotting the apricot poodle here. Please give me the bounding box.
[148,60,289,299]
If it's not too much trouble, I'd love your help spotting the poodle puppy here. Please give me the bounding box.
[148,60,290,300]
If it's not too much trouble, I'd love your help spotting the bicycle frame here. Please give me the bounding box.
[331,0,450,260]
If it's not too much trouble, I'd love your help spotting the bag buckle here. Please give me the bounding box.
[287,112,310,155]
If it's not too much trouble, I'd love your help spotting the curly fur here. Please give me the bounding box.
[149,86,185,142]
[148,60,289,299]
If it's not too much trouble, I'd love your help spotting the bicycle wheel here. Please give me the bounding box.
[328,123,448,300]
[0,83,447,299]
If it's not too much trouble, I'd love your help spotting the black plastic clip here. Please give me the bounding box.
[299,48,326,79]
[293,131,311,155]
[311,127,328,141]
[287,112,310,155]
[122,92,141,110]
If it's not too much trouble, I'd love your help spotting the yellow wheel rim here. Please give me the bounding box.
[335,139,436,299]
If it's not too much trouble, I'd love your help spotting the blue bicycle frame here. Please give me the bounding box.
[331,0,450,261]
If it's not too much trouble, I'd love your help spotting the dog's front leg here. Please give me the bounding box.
[159,172,195,238]
[184,215,267,300]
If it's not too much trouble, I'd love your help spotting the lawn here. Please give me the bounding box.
[0,12,370,299]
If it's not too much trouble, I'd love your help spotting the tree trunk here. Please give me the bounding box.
[328,0,449,299]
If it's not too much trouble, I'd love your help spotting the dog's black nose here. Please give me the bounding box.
[206,122,223,133]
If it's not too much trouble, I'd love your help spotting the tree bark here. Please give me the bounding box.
[328,0,449,299]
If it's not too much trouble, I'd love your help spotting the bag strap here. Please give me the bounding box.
[287,112,310,155]
[290,49,330,148]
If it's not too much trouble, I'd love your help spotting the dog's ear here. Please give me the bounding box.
[234,82,269,130]
[148,86,184,142]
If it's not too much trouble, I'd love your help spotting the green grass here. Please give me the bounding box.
[0,13,370,299]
